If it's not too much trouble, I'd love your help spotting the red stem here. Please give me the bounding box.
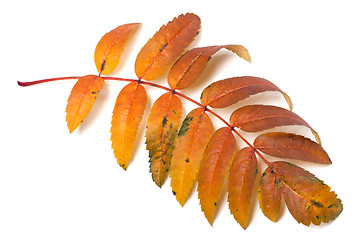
[17,76,82,86]
[18,76,271,165]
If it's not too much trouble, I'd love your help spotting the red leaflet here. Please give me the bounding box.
[200,76,292,109]
[168,45,250,90]
[258,165,283,222]
[254,132,331,164]
[230,104,321,144]
[197,127,237,225]
[269,161,343,226]
[228,147,258,229]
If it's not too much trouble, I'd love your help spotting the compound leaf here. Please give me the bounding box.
[200,76,292,109]
[168,45,250,90]
[254,132,331,164]
[197,127,237,225]
[145,92,182,187]
[111,82,147,170]
[228,147,258,229]
[170,108,213,206]
[94,23,140,75]
[66,75,105,133]
[135,13,201,80]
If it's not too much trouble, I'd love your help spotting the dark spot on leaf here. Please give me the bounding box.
[328,204,334,208]
[178,116,193,137]
[288,134,296,141]
[100,60,106,72]
[274,177,281,185]
[185,158,190,163]
[214,202,217,206]
[172,191,176,195]
[159,43,168,53]
[311,200,324,208]
[162,116,168,127]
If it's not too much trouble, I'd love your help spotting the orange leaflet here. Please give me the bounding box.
[254,132,331,164]
[66,75,104,133]
[167,45,251,90]
[94,23,140,75]
[145,92,182,187]
[258,164,283,222]
[230,104,321,144]
[200,76,292,109]
[170,108,213,206]
[135,13,201,80]
[197,127,237,225]
[110,82,147,170]
[270,161,343,226]
[228,147,257,229]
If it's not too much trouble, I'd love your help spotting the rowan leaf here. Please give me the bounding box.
[94,23,140,75]
[270,161,343,226]
[197,127,237,225]
[135,13,201,80]
[230,104,321,144]
[65,75,105,133]
[168,45,250,90]
[110,82,147,170]
[228,147,258,229]
[170,108,213,206]
[254,132,331,164]
[258,164,283,222]
[145,92,182,187]
[19,13,344,229]
[200,76,292,109]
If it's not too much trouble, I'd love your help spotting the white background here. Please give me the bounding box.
[1,0,357,239]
